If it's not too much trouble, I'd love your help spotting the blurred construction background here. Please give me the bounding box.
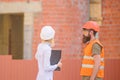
[0,0,120,80]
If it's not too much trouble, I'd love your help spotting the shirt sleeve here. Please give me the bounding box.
[92,43,102,56]
[43,48,58,72]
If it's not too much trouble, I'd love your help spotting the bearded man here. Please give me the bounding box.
[80,21,104,80]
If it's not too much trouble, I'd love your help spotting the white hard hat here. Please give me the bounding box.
[40,26,55,40]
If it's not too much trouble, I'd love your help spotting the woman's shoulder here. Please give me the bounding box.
[38,43,51,50]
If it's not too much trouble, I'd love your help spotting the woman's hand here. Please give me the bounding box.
[57,60,62,68]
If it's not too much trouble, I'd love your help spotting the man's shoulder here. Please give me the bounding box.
[92,43,102,55]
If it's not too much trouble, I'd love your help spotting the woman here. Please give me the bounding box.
[35,26,62,80]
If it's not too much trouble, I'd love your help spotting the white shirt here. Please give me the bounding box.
[35,43,57,80]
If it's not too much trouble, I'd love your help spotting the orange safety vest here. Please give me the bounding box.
[80,39,104,78]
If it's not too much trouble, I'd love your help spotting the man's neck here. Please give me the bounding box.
[90,35,96,42]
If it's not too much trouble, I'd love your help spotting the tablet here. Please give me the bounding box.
[50,50,61,71]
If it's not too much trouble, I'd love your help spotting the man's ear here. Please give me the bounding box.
[89,30,93,35]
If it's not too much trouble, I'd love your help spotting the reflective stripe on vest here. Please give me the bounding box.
[83,55,104,62]
[82,55,104,66]
[82,64,104,70]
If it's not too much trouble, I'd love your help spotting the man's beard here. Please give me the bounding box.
[82,34,91,43]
